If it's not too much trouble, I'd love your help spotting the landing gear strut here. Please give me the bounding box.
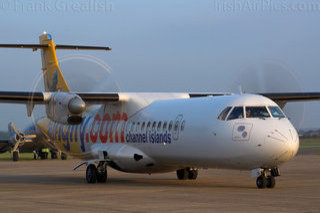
[97,161,107,183]
[256,168,279,189]
[176,168,198,180]
[86,161,107,184]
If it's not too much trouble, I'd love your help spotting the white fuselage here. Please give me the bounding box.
[38,93,299,174]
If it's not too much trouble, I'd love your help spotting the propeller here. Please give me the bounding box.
[231,59,305,129]
[29,54,122,124]
[28,54,122,156]
[9,123,36,152]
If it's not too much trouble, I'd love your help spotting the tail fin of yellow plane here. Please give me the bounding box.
[39,33,70,92]
[0,33,111,93]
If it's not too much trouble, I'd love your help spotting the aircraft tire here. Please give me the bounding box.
[12,151,19,161]
[51,152,58,159]
[256,175,267,189]
[176,169,188,180]
[266,176,276,188]
[61,153,67,160]
[86,164,97,184]
[188,169,198,180]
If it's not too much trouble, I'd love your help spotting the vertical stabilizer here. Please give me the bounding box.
[39,33,70,92]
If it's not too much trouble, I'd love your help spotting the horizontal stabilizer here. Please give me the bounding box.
[0,44,111,51]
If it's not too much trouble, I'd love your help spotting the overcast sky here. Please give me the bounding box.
[1,0,320,131]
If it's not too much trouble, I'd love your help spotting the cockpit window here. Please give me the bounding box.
[268,106,286,118]
[218,106,232,120]
[245,106,270,118]
[227,107,244,120]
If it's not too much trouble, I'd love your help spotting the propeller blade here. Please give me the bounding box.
[10,123,20,135]
[231,60,305,129]
[25,135,37,139]
[12,140,21,152]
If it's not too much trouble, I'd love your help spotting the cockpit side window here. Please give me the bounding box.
[227,107,244,120]
[268,106,286,118]
[245,106,270,118]
[218,106,232,120]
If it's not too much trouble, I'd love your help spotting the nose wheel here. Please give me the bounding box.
[256,168,279,189]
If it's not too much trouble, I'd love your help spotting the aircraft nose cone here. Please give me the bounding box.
[265,127,299,164]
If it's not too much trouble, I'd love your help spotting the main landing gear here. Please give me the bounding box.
[176,168,198,180]
[256,167,280,189]
[86,161,107,184]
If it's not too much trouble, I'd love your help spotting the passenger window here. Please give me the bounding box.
[168,121,173,132]
[141,122,146,131]
[218,106,232,120]
[268,106,286,118]
[136,122,140,132]
[163,121,168,131]
[152,122,156,131]
[147,122,151,131]
[246,106,270,118]
[227,107,244,120]
[157,122,162,131]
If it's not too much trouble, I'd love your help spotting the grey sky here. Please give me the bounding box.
[1,0,320,131]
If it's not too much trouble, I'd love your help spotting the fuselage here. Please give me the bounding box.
[36,93,299,173]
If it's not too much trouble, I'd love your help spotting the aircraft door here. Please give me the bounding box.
[173,115,183,141]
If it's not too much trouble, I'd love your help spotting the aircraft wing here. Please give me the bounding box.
[259,92,320,108]
[1,91,320,107]
[0,91,231,105]
[0,91,119,104]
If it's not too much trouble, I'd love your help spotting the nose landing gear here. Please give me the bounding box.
[256,167,279,189]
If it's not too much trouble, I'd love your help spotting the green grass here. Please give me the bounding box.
[0,152,35,161]
[0,151,71,161]
[299,138,320,149]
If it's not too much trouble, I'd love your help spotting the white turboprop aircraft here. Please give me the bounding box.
[1,33,320,189]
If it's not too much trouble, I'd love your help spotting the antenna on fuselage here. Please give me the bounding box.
[238,85,244,95]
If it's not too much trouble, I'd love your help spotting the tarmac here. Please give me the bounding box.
[0,153,319,212]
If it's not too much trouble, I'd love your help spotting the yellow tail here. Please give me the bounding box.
[39,33,70,92]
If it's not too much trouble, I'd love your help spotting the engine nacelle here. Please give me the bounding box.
[46,93,86,125]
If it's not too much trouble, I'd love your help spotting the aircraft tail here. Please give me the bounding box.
[0,33,111,93]
[39,33,70,92]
